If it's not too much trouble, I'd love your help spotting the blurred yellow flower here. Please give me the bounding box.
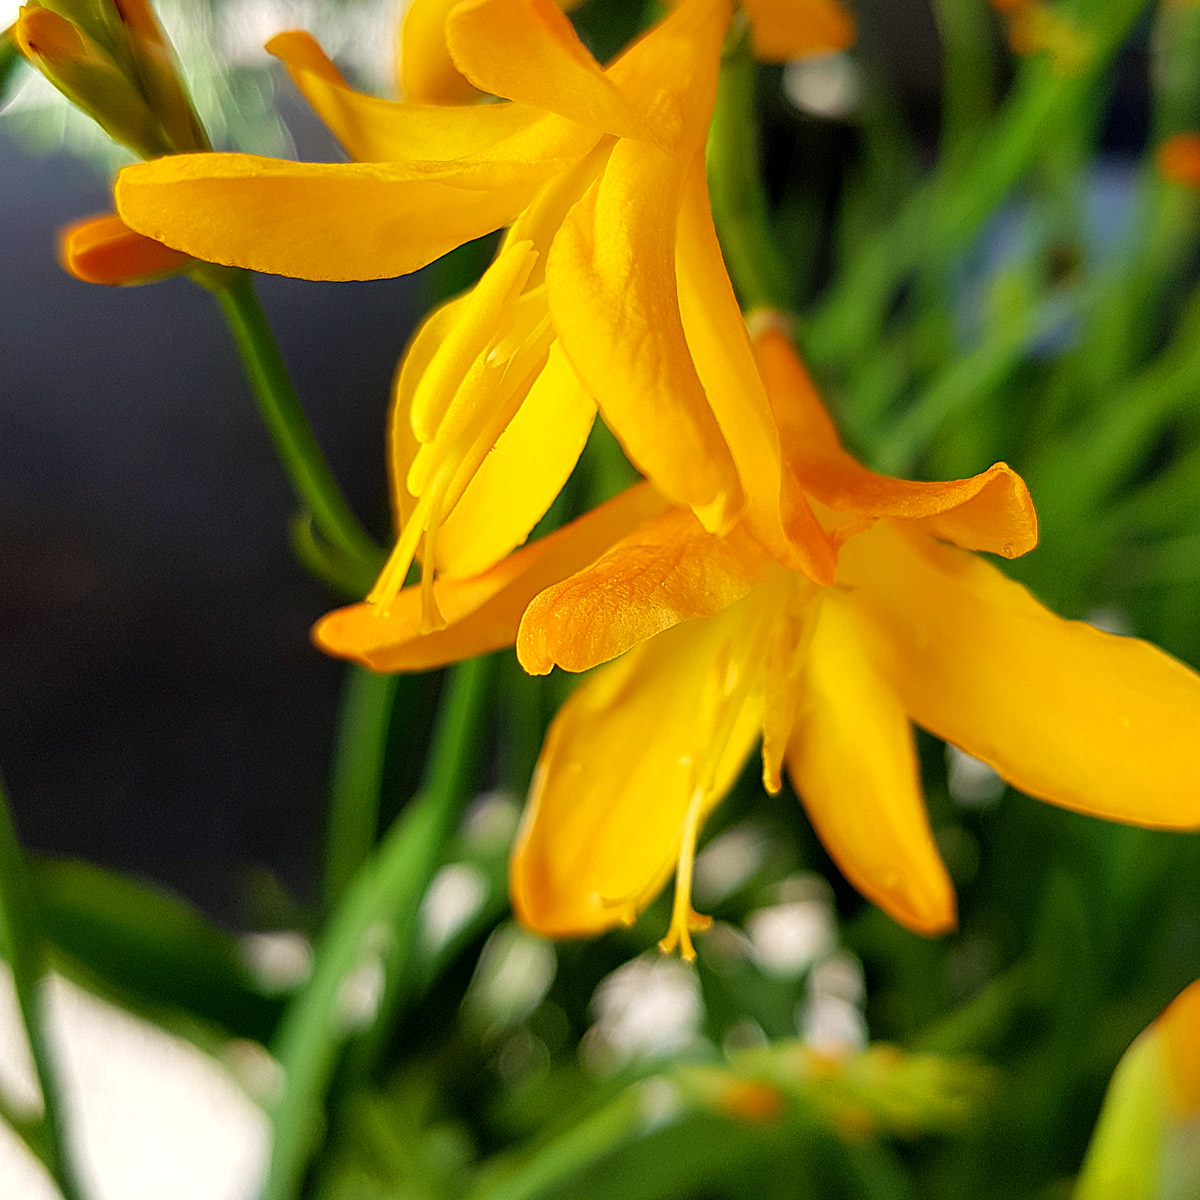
[1074,979,1200,1200]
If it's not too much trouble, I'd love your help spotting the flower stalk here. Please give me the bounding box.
[707,17,793,314]
[0,778,85,1200]
[211,271,384,592]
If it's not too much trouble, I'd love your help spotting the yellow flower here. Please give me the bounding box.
[316,325,1200,955]
[1074,979,1200,1200]
[114,0,854,619]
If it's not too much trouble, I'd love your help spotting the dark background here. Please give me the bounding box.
[0,110,420,921]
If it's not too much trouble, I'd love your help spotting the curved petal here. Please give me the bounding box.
[314,482,665,671]
[435,340,598,578]
[603,0,730,148]
[843,522,1200,829]
[446,0,676,147]
[512,596,766,937]
[741,0,855,62]
[388,292,471,530]
[1159,979,1200,1119]
[396,0,480,103]
[548,141,741,531]
[677,161,836,582]
[116,151,575,280]
[517,505,769,674]
[269,30,545,162]
[58,212,190,285]
[753,327,1038,558]
[760,575,820,793]
[786,592,956,936]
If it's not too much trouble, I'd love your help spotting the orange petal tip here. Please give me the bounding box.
[58,213,191,285]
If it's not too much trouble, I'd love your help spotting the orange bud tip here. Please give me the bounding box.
[58,213,190,285]
[15,6,86,63]
[1157,134,1200,191]
[714,1080,786,1125]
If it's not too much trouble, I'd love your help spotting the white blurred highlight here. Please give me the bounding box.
[946,744,1005,808]
[783,53,862,120]
[693,823,767,906]
[746,898,835,977]
[583,954,703,1073]
[421,862,487,954]
[239,930,312,993]
[0,966,268,1200]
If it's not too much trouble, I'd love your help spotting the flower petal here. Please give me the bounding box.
[786,592,956,936]
[435,340,597,578]
[843,522,1200,829]
[517,505,769,674]
[548,140,741,531]
[512,596,765,937]
[58,211,190,285]
[741,0,855,62]
[269,30,545,161]
[116,149,579,280]
[396,0,480,103]
[677,162,836,581]
[446,0,675,146]
[313,482,665,671]
[753,326,1038,558]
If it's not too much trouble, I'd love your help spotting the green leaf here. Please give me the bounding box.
[33,858,284,1044]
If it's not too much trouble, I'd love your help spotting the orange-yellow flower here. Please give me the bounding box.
[114,0,854,619]
[1074,979,1200,1200]
[316,325,1200,955]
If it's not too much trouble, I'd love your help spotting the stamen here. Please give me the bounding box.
[658,785,713,962]
[658,604,778,960]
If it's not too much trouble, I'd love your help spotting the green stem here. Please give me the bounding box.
[264,657,491,1200]
[707,19,793,314]
[0,778,85,1200]
[806,0,1149,369]
[321,667,400,916]
[928,0,997,171]
[0,27,23,109]
[470,1088,647,1200]
[342,656,493,1076]
[211,272,384,588]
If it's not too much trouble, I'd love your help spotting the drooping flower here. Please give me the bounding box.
[317,323,1200,954]
[114,0,854,619]
[1073,979,1200,1200]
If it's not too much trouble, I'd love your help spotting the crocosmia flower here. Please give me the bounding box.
[316,323,1200,955]
[114,0,854,622]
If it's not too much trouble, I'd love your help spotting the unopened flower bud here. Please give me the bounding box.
[110,0,208,152]
[15,4,169,158]
[58,211,189,284]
